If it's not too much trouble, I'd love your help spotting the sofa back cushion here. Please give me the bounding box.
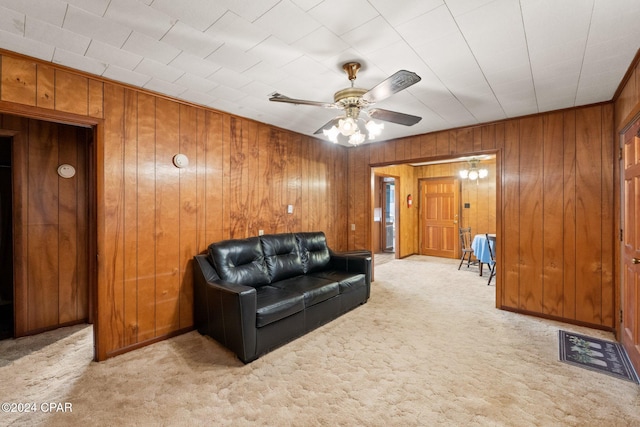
[260,233,304,282]
[208,237,270,287]
[296,232,330,273]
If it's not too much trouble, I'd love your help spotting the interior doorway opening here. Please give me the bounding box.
[0,137,13,340]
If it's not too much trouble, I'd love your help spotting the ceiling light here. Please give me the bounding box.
[459,158,488,183]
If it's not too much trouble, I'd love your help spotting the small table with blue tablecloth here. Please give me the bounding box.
[471,234,496,276]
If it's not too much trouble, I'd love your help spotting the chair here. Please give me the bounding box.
[486,234,496,285]
[458,227,477,270]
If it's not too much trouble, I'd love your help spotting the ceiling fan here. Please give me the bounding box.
[269,61,422,146]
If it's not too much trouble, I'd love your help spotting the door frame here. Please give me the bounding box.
[0,103,100,360]
[373,173,400,258]
[369,151,502,308]
[618,114,640,372]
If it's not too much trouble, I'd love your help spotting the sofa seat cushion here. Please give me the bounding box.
[272,275,339,307]
[310,270,366,294]
[256,286,305,328]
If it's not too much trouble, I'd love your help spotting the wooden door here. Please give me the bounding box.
[2,116,90,336]
[419,178,459,258]
[622,120,640,373]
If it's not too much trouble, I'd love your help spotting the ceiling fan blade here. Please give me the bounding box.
[313,118,341,134]
[269,93,337,109]
[362,70,421,103]
[368,108,422,126]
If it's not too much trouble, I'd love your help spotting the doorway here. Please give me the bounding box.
[382,177,396,253]
[620,117,640,374]
[373,175,399,256]
[419,177,460,258]
[0,137,13,339]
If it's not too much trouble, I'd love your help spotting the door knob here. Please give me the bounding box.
[633,258,640,264]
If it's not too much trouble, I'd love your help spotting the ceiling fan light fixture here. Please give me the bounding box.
[348,131,366,146]
[338,117,357,135]
[323,126,340,143]
[365,120,384,139]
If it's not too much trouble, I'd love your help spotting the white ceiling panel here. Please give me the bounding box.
[161,21,222,58]
[25,16,91,55]
[122,31,180,64]
[103,64,151,87]
[0,0,67,27]
[254,0,320,45]
[368,0,443,26]
[0,5,24,36]
[63,5,132,48]
[105,0,173,40]
[0,0,639,146]
[217,0,280,23]
[65,0,110,16]
[53,48,107,76]
[292,27,350,62]
[169,51,221,78]
[86,40,142,71]
[150,0,227,32]
[205,11,269,52]
[308,0,379,35]
[0,28,54,61]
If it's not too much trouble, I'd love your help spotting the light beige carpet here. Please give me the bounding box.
[1,256,639,426]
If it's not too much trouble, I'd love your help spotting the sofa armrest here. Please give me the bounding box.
[193,254,257,362]
[329,250,372,286]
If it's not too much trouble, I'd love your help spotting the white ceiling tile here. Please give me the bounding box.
[179,89,218,107]
[0,28,54,61]
[143,78,187,97]
[103,64,151,87]
[208,85,247,102]
[368,0,443,26]
[86,40,142,70]
[248,36,303,68]
[292,27,349,62]
[216,0,281,23]
[445,0,500,17]
[122,31,181,64]
[134,58,184,82]
[105,0,173,40]
[0,0,638,142]
[150,0,227,32]
[208,67,253,89]
[205,11,270,52]
[0,5,24,35]
[52,48,107,76]
[161,21,222,58]
[25,16,91,55]
[290,0,324,12]
[308,0,380,35]
[174,73,219,93]
[242,61,291,86]
[240,80,277,99]
[65,0,110,16]
[63,5,131,48]
[254,0,321,44]
[0,0,67,26]
[169,51,221,78]
[206,44,261,72]
[341,16,401,55]
[397,5,457,47]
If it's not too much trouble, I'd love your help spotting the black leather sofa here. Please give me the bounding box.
[193,231,371,363]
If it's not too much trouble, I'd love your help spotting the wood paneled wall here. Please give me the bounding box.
[0,51,349,360]
[0,114,89,336]
[350,108,616,329]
